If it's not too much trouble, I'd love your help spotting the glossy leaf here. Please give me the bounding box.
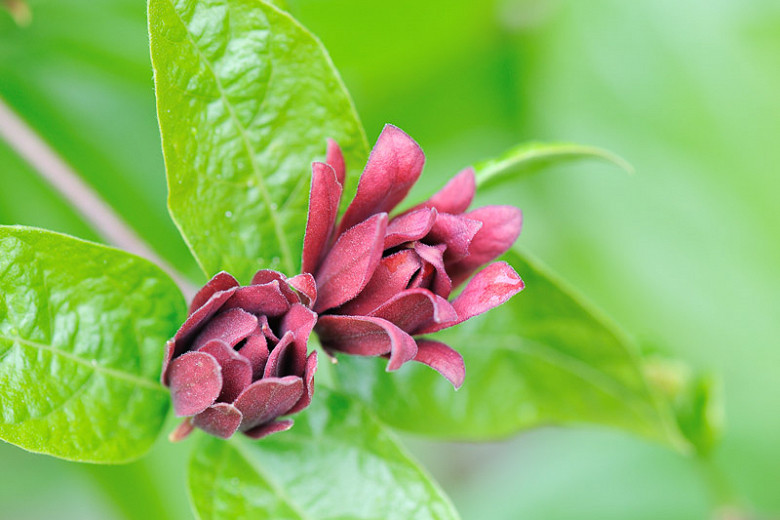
[149,0,368,282]
[189,388,459,520]
[0,226,186,463]
[474,142,633,189]
[335,249,687,448]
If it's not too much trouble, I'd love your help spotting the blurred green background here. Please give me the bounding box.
[1,0,778,518]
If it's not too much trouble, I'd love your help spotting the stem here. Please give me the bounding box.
[0,97,197,300]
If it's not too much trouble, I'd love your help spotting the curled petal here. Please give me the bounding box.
[192,308,258,351]
[326,138,346,186]
[244,419,294,440]
[222,282,290,317]
[427,213,482,263]
[263,331,296,378]
[193,403,243,439]
[199,340,253,403]
[449,206,522,287]
[339,125,425,233]
[239,334,269,380]
[338,249,422,316]
[168,351,222,416]
[250,270,299,304]
[413,242,452,298]
[384,208,437,249]
[280,303,318,373]
[316,315,418,371]
[302,162,343,275]
[287,351,318,415]
[288,273,317,308]
[417,167,476,215]
[414,339,466,390]
[420,261,524,334]
[188,271,239,315]
[235,376,304,431]
[368,288,458,335]
[168,286,238,366]
[169,418,195,442]
[257,315,280,344]
[414,339,466,389]
[314,213,388,313]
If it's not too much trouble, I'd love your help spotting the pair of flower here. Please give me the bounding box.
[164,126,524,441]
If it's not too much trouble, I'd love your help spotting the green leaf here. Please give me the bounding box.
[474,142,633,189]
[335,249,686,448]
[149,0,368,281]
[188,388,460,520]
[0,226,186,463]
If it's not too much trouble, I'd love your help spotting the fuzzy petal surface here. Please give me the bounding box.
[314,213,388,312]
[191,308,258,351]
[316,314,418,371]
[449,206,522,287]
[383,208,437,249]
[368,288,458,335]
[199,340,253,403]
[192,403,243,439]
[302,162,343,275]
[339,125,425,232]
[413,339,466,389]
[188,271,239,314]
[235,376,304,431]
[168,351,222,417]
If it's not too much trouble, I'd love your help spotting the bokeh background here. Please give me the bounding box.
[1,0,778,518]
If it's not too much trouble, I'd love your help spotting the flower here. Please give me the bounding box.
[163,270,318,440]
[303,125,524,389]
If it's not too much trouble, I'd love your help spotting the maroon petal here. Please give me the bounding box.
[222,282,290,317]
[368,288,458,335]
[257,315,280,344]
[168,351,222,416]
[408,260,434,290]
[199,340,253,403]
[188,271,240,315]
[413,242,452,298]
[449,206,522,287]
[168,286,238,365]
[280,303,318,372]
[414,339,466,389]
[384,208,437,249]
[427,213,482,263]
[337,249,422,316]
[234,376,304,431]
[192,403,243,439]
[420,261,524,334]
[287,351,317,415]
[288,273,317,307]
[417,167,475,215]
[238,334,270,380]
[191,308,258,351]
[316,315,418,371]
[302,162,343,275]
[244,419,294,440]
[314,213,388,313]
[263,331,296,378]
[326,138,346,186]
[338,125,425,233]
[250,270,299,304]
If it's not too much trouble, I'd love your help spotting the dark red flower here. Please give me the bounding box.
[163,270,318,440]
[303,125,524,389]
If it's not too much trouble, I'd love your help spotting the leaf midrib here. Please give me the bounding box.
[163,0,295,275]
[0,334,165,392]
